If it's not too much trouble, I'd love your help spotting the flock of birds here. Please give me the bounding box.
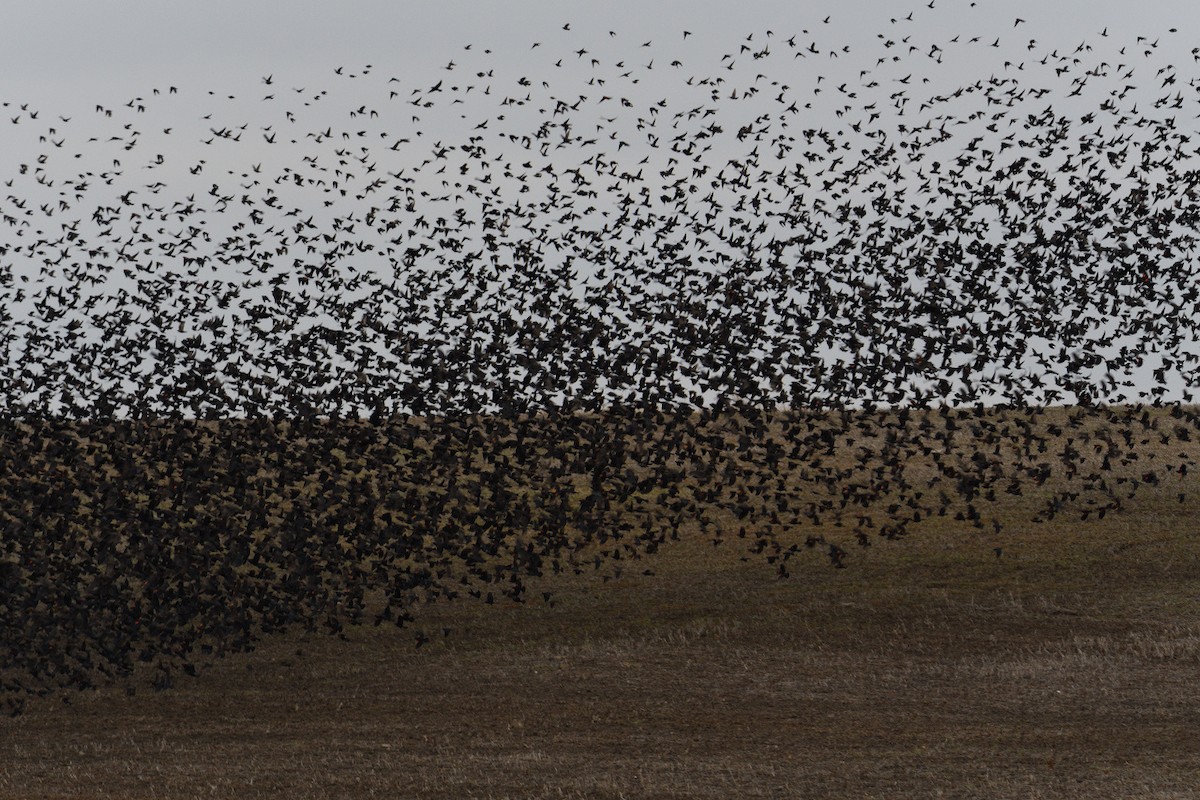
[3,3,1200,713]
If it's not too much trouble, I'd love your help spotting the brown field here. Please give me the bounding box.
[3,407,1200,798]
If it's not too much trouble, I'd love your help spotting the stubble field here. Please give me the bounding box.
[3,407,1200,799]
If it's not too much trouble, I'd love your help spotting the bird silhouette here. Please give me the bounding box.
[1,4,1198,715]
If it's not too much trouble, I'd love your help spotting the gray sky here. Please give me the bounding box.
[2,1,1192,116]
[6,0,1194,214]
[5,0,1194,197]
[3,1,1200,411]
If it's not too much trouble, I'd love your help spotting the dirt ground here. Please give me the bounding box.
[4,476,1200,799]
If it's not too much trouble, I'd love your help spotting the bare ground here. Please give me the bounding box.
[4,484,1200,799]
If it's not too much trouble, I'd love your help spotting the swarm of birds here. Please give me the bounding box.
[3,4,1200,714]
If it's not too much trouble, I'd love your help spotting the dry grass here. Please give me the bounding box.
[4,408,1200,798]
[5,517,1200,797]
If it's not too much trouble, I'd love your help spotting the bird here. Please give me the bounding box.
[0,2,1198,716]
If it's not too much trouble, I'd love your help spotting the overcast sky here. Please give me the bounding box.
[5,0,1195,200]
[2,1,1194,115]
[5,0,1196,215]
[3,1,1200,411]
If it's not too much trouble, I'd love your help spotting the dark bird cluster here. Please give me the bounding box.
[3,6,1200,714]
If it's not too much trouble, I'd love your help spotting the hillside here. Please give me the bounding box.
[3,405,1199,798]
